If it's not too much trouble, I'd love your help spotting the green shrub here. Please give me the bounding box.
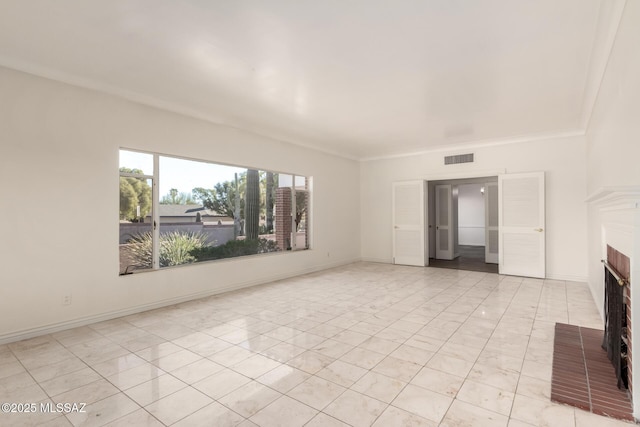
[258,224,273,234]
[191,238,279,261]
[124,231,208,268]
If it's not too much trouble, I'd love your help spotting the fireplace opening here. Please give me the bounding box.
[602,265,629,389]
[602,245,632,397]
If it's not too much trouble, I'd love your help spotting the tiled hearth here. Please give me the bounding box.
[551,323,633,421]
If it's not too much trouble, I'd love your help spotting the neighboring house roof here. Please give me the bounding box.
[150,204,226,218]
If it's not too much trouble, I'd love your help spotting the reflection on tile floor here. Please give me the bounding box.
[0,262,633,426]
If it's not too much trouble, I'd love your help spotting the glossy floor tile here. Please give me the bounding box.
[0,262,634,426]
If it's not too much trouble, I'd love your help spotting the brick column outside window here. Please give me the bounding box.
[276,188,292,251]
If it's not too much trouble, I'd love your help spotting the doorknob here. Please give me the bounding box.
[534,228,543,232]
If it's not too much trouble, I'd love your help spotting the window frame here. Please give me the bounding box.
[119,152,159,270]
[119,148,312,274]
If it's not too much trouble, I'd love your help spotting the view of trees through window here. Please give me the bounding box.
[119,150,310,275]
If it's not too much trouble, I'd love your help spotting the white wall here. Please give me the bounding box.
[585,3,640,196]
[584,2,640,415]
[585,0,640,313]
[0,67,361,343]
[458,184,485,246]
[361,135,588,281]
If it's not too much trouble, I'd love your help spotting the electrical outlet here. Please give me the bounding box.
[62,295,72,305]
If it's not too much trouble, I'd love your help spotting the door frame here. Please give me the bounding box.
[425,170,505,262]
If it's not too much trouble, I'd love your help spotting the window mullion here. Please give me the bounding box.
[291,188,297,251]
[152,154,160,269]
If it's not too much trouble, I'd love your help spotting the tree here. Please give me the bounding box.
[245,169,260,240]
[191,170,271,238]
[193,181,242,219]
[160,188,195,205]
[295,191,307,231]
[119,168,151,221]
[119,178,138,220]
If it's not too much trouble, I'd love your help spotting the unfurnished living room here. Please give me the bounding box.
[0,1,639,426]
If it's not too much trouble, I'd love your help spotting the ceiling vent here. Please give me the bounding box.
[444,153,474,165]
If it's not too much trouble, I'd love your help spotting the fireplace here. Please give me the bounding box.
[603,245,632,393]
[587,186,640,418]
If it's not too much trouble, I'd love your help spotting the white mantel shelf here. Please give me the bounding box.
[587,187,640,259]
[586,186,640,211]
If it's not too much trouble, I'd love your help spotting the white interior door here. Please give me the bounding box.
[485,182,499,264]
[435,184,454,260]
[392,181,426,266]
[499,172,545,278]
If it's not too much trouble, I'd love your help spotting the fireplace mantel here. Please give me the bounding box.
[586,186,640,211]
[587,186,640,260]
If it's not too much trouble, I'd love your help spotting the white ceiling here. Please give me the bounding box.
[0,0,622,159]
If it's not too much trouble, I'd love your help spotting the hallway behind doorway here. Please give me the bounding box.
[430,245,499,274]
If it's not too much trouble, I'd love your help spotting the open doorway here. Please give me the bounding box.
[427,177,498,273]
[392,172,545,277]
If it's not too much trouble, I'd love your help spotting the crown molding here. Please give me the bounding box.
[586,186,640,211]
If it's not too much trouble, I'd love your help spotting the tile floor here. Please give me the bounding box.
[0,262,634,426]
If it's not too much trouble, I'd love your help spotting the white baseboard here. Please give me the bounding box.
[360,257,393,264]
[0,257,360,345]
[545,273,588,283]
[359,258,589,283]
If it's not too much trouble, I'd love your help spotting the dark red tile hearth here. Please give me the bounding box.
[551,323,634,422]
